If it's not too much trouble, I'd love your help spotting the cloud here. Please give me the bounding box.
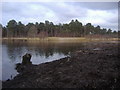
[79,9,118,30]
[2,2,52,24]
[1,2,118,30]
[33,2,88,24]
[71,2,118,10]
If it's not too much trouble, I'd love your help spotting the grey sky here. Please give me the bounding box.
[1,2,118,31]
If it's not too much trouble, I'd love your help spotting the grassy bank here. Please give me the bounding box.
[1,37,119,43]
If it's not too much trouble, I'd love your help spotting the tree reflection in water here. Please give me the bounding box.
[3,41,85,62]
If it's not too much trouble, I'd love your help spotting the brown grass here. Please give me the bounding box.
[1,37,119,43]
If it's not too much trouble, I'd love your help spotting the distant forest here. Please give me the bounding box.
[1,19,118,38]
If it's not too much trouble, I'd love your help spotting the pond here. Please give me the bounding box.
[1,41,87,81]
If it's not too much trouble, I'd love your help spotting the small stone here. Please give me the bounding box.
[58,72,62,74]
[93,48,102,51]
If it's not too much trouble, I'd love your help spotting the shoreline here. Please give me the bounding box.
[1,37,119,43]
[2,42,120,88]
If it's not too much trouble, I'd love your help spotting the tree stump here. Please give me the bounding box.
[22,53,32,65]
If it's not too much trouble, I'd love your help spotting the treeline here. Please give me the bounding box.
[1,19,118,38]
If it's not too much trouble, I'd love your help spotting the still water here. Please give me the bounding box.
[2,41,87,81]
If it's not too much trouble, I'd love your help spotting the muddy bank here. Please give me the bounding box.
[2,42,120,89]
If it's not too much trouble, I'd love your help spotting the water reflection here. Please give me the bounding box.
[4,41,85,61]
[2,41,86,81]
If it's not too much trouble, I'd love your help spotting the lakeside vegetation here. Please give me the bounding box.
[2,37,119,40]
[2,37,119,43]
[1,19,118,38]
[0,37,120,44]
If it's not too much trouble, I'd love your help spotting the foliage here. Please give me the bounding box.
[1,19,118,38]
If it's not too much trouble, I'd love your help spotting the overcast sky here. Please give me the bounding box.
[1,1,118,31]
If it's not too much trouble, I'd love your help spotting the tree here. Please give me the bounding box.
[69,20,75,32]
[2,19,114,38]
[113,31,117,34]
[84,23,94,35]
[45,20,49,31]
[35,22,39,31]
[94,25,101,34]
[26,23,34,30]
[68,19,83,37]
[107,29,112,34]
[25,23,34,37]
[0,24,2,38]
[74,19,83,36]
[6,20,17,37]
[101,28,107,35]
[49,22,55,36]
[38,22,45,33]
[27,25,38,37]
[2,27,7,37]
[17,21,25,37]
[54,24,62,37]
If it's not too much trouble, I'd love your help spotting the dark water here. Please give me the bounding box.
[2,41,87,81]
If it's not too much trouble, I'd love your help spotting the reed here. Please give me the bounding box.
[2,37,119,43]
